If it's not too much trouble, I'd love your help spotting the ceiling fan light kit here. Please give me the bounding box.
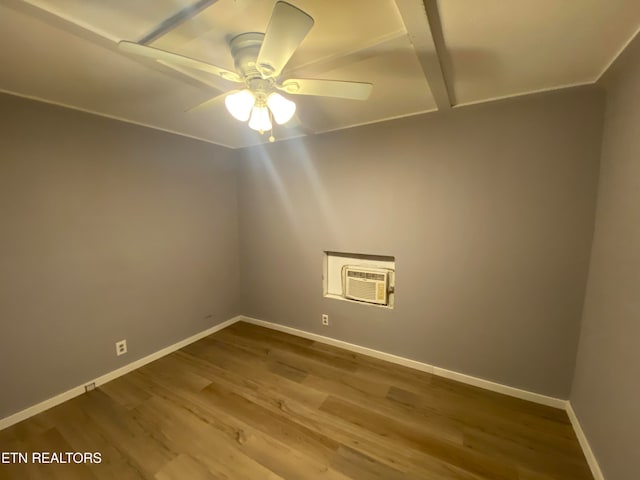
[225,88,295,133]
[118,1,373,141]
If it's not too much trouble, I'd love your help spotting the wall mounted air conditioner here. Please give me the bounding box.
[342,266,390,305]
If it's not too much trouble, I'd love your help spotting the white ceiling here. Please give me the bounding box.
[1,0,638,148]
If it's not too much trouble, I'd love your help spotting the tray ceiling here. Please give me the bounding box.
[0,0,638,148]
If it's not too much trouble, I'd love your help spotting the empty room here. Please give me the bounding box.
[1,1,639,479]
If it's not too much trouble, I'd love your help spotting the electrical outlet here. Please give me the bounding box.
[322,314,329,326]
[84,382,96,392]
[115,339,127,356]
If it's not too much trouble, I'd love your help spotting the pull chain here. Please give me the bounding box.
[268,109,275,142]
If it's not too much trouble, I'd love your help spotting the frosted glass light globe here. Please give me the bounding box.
[248,105,272,132]
[225,89,255,121]
[267,92,296,125]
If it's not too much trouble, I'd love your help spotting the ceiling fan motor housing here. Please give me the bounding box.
[230,32,274,95]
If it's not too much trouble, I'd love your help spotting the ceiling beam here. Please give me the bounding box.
[394,0,452,109]
[138,0,218,45]
[423,0,457,106]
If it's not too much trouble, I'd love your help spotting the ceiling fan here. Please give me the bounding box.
[118,1,373,140]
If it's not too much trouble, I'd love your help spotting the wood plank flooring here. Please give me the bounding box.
[0,321,593,479]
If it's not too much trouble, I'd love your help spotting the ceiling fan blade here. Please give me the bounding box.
[277,78,373,100]
[256,2,314,78]
[118,41,242,83]
[186,90,235,113]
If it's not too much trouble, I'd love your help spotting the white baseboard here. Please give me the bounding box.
[566,402,605,480]
[238,316,567,409]
[3,313,599,480]
[0,316,242,431]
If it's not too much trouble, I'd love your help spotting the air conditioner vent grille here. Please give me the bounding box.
[348,277,377,300]
[347,270,385,281]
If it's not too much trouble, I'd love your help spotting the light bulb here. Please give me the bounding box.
[248,105,272,133]
[267,92,296,125]
[225,89,255,121]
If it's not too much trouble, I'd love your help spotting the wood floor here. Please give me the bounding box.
[0,321,592,479]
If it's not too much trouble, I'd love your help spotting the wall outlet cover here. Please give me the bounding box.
[116,340,127,356]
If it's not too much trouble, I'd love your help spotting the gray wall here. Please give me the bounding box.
[238,87,604,398]
[0,94,240,418]
[570,35,640,480]
[0,78,615,420]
